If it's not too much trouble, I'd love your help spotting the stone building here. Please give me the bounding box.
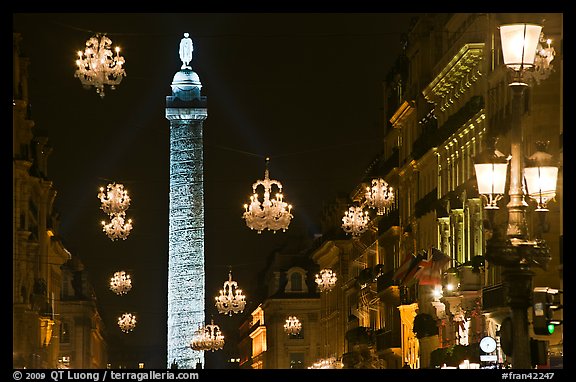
[239,242,321,369]
[308,12,562,369]
[13,32,108,369]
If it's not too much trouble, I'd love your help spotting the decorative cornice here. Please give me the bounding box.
[389,100,416,128]
[311,241,340,265]
[423,43,484,112]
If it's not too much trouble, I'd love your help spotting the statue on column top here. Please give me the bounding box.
[179,33,194,70]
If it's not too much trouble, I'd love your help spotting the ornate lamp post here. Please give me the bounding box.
[474,23,558,369]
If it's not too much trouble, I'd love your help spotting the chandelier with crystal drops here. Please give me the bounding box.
[118,312,137,333]
[315,268,337,292]
[308,357,342,369]
[98,183,133,240]
[102,213,133,241]
[98,183,131,215]
[109,271,132,295]
[284,316,302,335]
[525,31,556,85]
[75,34,126,98]
[342,205,370,238]
[242,158,293,233]
[365,178,394,215]
[215,271,246,316]
[190,320,225,352]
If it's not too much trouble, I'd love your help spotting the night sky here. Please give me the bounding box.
[13,12,422,368]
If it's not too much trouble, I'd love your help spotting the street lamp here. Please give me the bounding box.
[473,136,509,210]
[524,141,559,213]
[473,23,558,369]
[499,23,542,83]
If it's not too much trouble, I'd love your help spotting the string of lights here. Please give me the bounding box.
[48,19,423,39]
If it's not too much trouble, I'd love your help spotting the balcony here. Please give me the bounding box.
[356,267,375,289]
[345,326,374,348]
[400,284,418,305]
[375,329,401,351]
[412,121,439,160]
[414,188,438,218]
[378,209,399,233]
[482,283,507,312]
[459,265,482,291]
[412,95,484,161]
[381,147,399,175]
[376,269,396,292]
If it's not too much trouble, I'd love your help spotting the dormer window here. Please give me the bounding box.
[290,273,302,291]
[285,267,308,293]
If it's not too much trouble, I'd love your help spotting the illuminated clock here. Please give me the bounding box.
[480,336,497,353]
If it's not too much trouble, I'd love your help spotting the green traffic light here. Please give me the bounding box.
[547,323,555,334]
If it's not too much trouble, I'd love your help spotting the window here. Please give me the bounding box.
[58,356,70,369]
[288,329,304,340]
[285,267,308,293]
[290,273,302,292]
[60,322,70,344]
[289,353,305,369]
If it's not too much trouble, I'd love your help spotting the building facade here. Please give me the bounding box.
[239,249,321,369]
[13,32,108,369]
[306,12,563,369]
[59,257,108,369]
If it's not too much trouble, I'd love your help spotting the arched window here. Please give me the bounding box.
[290,273,302,292]
[285,267,308,293]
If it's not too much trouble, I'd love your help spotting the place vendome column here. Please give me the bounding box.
[165,34,208,369]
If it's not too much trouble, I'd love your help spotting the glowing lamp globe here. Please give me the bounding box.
[524,141,558,211]
[499,23,542,72]
[473,138,509,209]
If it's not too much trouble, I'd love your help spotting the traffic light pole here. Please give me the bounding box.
[533,287,563,335]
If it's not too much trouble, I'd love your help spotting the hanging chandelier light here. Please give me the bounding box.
[525,31,556,84]
[98,182,133,240]
[308,357,342,369]
[342,205,370,237]
[315,268,337,292]
[365,178,394,215]
[242,158,293,233]
[98,183,131,216]
[215,271,246,316]
[117,312,137,333]
[102,213,133,240]
[190,320,225,352]
[75,34,126,98]
[109,271,132,295]
[284,316,302,335]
